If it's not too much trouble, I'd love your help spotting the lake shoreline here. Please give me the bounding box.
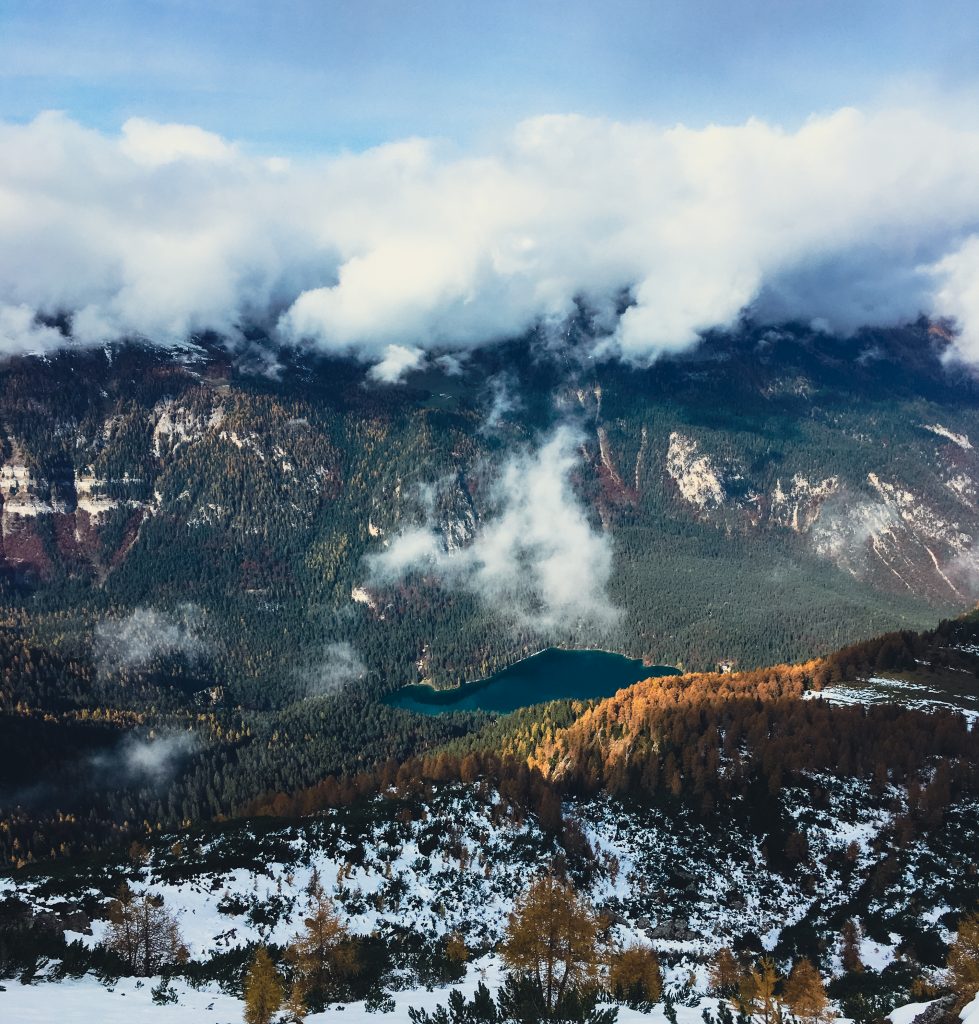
[409,645,679,696]
[385,647,681,716]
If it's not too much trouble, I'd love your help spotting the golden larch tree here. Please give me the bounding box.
[103,883,188,976]
[282,979,308,1023]
[735,956,783,1024]
[783,958,832,1023]
[501,874,602,1013]
[287,891,358,1008]
[949,912,979,1011]
[608,942,663,1004]
[710,947,741,995]
[841,920,863,973]
[243,946,283,1024]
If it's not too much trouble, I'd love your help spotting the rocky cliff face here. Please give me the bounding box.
[0,323,976,641]
[663,421,979,602]
[770,473,839,533]
[665,432,730,512]
[0,370,341,581]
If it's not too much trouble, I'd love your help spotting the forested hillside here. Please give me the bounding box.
[2,321,979,867]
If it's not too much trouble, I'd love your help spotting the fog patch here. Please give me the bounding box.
[482,373,521,433]
[810,494,899,572]
[95,604,208,675]
[90,731,198,785]
[298,642,368,698]
[366,425,618,631]
[945,549,979,598]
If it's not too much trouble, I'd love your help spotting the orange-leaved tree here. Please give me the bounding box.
[501,874,602,1013]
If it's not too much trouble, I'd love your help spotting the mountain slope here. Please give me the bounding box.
[3,321,979,869]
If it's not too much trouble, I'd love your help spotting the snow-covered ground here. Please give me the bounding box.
[2,780,976,1022]
[5,966,976,1024]
[3,780,951,970]
[808,676,979,725]
[0,959,713,1024]
[888,1000,936,1024]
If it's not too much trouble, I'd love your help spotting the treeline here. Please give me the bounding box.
[6,610,979,868]
[0,686,483,867]
[821,612,979,681]
[243,660,979,833]
[476,662,979,807]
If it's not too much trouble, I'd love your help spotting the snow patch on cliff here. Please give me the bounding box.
[923,423,973,450]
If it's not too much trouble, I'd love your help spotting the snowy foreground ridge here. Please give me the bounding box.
[1,767,976,1023]
[0,960,675,1024]
[2,969,976,1024]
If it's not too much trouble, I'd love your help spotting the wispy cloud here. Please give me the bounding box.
[366,344,426,384]
[482,372,521,433]
[90,731,199,785]
[94,604,208,675]
[297,641,368,698]
[366,426,618,630]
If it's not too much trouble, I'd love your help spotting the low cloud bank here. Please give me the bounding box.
[94,604,208,674]
[366,426,618,630]
[90,731,198,785]
[4,107,979,374]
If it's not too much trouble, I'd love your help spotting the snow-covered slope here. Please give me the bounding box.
[2,773,976,1020]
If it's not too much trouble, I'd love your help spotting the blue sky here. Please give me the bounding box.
[3,0,979,153]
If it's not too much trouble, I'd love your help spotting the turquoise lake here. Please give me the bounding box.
[384,647,681,716]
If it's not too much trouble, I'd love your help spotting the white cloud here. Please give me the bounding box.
[435,352,467,375]
[119,117,238,167]
[366,426,618,630]
[0,304,65,355]
[121,732,197,781]
[366,343,426,383]
[482,372,521,432]
[930,235,979,361]
[5,107,979,369]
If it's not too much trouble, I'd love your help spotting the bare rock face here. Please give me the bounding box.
[922,422,972,450]
[804,473,974,601]
[909,995,957,1024]
[770,474,839,533]
[73,469,119,521]
[666,432,727,512]
[662,423,979,603]
[649,918,698,941]
[436,472,479,552]
[152,398,225,457]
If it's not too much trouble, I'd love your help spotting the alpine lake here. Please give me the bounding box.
[384,647,680,716]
